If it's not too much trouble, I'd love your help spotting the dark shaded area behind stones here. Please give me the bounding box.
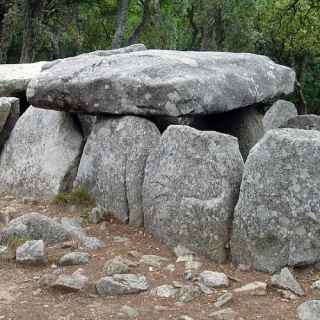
[149,103,265,135]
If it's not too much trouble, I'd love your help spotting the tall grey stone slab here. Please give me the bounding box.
[232,129,320,272]
[143,125,244,262]
[0,106,83,198]
[75,116,160,226]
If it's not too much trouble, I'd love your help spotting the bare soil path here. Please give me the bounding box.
[0,195,319,320]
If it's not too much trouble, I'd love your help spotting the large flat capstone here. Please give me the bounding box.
[27,50,295,117]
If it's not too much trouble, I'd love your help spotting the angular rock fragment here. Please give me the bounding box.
[16,240,47,265]
[199,271,229,288]
[52,273,88,291]
[271,268,305,296]
[233,281,267,296]
[96,274,149,296]
[59,252,90,266]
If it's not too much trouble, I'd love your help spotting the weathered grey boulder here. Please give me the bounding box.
[96,274,149,296]
[143,125,244,263]
[27,50,295,117]
[297,300,320,320]
[0,107,83,198]
[52,273,88,291]
[59,252,90,266]
[16,240,47,264]
[75,116,160,226]
[0,213,69,244]
[0,61,46,97]
[280,115,320,131]
[263,100,297,131]
[0,97,19,149]
[232,129,320,272]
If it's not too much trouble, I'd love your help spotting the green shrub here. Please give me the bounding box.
[51,186,95,207]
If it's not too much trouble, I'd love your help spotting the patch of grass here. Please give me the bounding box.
[51,186,95,207]
[4,235,31,260]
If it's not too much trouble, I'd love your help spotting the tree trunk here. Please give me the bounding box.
[0,0,14,63]
[128,0,150,45]
[112,0,129,49]
[20,0,44,63]
[294,55,308,114]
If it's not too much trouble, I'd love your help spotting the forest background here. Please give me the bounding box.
[0,0,319,113]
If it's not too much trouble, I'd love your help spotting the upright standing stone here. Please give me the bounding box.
[263,100,297,131]
[280,114,320,131]
[0,107,83,198]
[0,97,19,149]
[75,116,160,226]
[143,126,244,263]
[232,129,320,272]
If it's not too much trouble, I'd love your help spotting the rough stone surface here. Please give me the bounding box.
[0,107,83,198]
[199,271,229,288]
[52,273,88,291]
[59,252,90,266]
[227,106,264,160]
[28,50,295,117]
[143,125,243,262]
[41,44,147,72]
[263,100,297,131]
[177,284,202,303]
[297,300,320,320]
[280,115,320,131]
[104,256,130,275]
[139,255,169,268]
[16,240,47,265]
[151,284,178,298]
[231,129,320,272]
[75,116,160,226]
[96,274,149,296]
[233,281,267,296]
[0,213,69,244]
[214,293,233,308]
[0,97,19,150]
[0,62,46,97]
[271,268,305,296]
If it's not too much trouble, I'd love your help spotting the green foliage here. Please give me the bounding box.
[51,186,95,207]
[1,0,319,112]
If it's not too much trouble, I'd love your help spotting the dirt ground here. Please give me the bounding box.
[0,194,319,320]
